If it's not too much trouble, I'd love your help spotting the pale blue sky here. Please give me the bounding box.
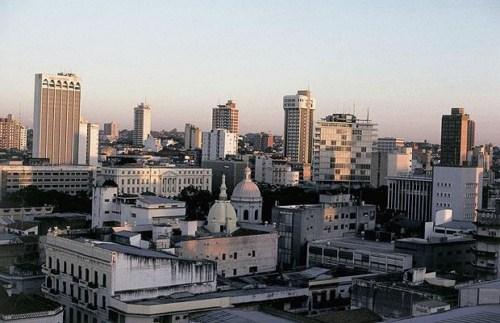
[1,1,499,143]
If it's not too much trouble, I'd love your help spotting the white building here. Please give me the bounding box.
[432,166,483,222]
[375,137,405,152]
[184,123,202,149]
[100,165,211,197]
[78,120,99,166]
[387,174,433,222]
[313,114,377,188]
[0,163,95,200]
[230,167,263,224]
[371,147,412,187]
[133,102,152,146]
[42,232,217,323]
[143,134,162,152]
[92,183,187,228]
[254,155,299,186]
[201,129,238,161]
[176,176,278,278]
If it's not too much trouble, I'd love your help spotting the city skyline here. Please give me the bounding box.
[1,1,499,144]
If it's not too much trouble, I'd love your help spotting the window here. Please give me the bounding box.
[101,296,106,309]
[252,250,256,257]
[234,252,237,259]
[254,210,259,220]
[71,264,74,276]
[102,273,107,287]
[243,210,249,220]
[78,266,82,279]
[222,254,226,260]
[249,266,258,273]
[233,269,237,276]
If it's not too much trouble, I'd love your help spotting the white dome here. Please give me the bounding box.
[206,174,238,234]
[231,167,262,201]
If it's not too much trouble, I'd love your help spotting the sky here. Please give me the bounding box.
[1,0,499,143]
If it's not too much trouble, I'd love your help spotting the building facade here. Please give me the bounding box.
[184,123,202,150]
[78,121,99,166]
[432,166,483,222]
[473,203,500,280]
[0,115,27,150]
[230,167,263,224]
[254,155,299,186]
[133,102,152,146]
[440,108,475,166]
[212,100,239,134]
[387,174,433,222]
[371,147,412,187]
[100,165,212,196]
[103,122,119,142]
[33,73,81,165]
[283,90,315,164]
[375,137,405,152]
[201,129,238,161]
[312,114,377,188]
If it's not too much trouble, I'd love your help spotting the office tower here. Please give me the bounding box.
[375,137,405,152]
[201,129,238,161]
[440,108,475,166]
[33,73,81,164]
[283,90,315,164]
[133,102,151,146]
[370,147,412,187]
[103,122,119,141]
[184,123,202,149]
[212,100,239,134]
[312,113,377,188]
[0,114,27,150]
[78,120,99,166]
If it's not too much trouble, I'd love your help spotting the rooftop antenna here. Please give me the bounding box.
[367,107,370,121]
[353,102,356,116]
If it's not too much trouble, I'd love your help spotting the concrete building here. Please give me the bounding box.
[473,202,500,280]
[459,280,500,307]
[272,197,376,268]
[370,147,412,187]
[395,236,475,275]
[0,293,63,323]
[201,159,246,194]
[100,165,211,196]
[0,163,95,200]
[308,237,413,273]
[143,134,162,152]
[184,123,202,149]
[212,100,239,134]
[254,155,299,186]
[133,102,152,146]
[103,122,119,142]
[283,90,315,164]
[0,115,27,150]
[432,166,483,222]
[312,114,377,188]
[201,129,238,161]
[387,174,433,222]
[33,73,81,165]
[375,137,405,152]
[42,232,217,323]
[440,108,475,166]
[78,120,99,166]
[230,167,263,224]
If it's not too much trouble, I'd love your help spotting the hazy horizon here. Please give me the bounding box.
[1,1,499,144]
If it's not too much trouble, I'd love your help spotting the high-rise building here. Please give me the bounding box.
[201,129,238,161]
[133,102,151,146]
[103,122,119,142]
[283,90,315,164]
[440,108,475,166]
[33,73,81,164]
[0,114,27,150]
[375,137,405,152]
[371,147,413,187]
[212,100,239,134]
[312,113,377,188]
[184,123,202,149]
[78,120,99,166]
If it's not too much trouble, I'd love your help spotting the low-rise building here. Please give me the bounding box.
[0,291,63,323]
[370,147,412,187]
[308,237,413,273]
[387,174,433,222]
[473,202,500,280]
[100,165,212,197]
[201,159,246,193]
[254,155,299,186]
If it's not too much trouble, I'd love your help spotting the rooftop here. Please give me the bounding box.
[6,221,38,231]
[394,305,500,323]
[0,288,61,315]
[396,236,474,245]
[311,237,408,256]
[137,195,182,205]
[113,231,141,238]
[93,241,177,259]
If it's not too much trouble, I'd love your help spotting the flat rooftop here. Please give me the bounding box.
[395,305,500,323]
[311,237,409,256]
[137,195,183,205]
[93,241,177,259]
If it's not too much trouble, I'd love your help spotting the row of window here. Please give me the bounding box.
[47,256,107,287]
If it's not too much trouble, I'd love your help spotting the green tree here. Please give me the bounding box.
[178,186,215,221]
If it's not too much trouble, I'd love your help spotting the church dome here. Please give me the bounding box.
[206,175,238,234]
[231,167,262,201]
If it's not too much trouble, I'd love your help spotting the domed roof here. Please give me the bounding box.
[231,167,262,201]
[206,175,238,234]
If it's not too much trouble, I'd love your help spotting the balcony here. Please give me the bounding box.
[79,279,89,287]
[41,285,49,294]
[88,282,98,289]
[49,288,60,295]
[41,265,50,275]
[473,234,500,242]
[50,269,60,275]
[72,276,79,283]
[87,303,98,312]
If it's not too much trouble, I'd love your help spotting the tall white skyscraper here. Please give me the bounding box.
[33,73,81,164]
[133,103,151,146]
[78,120,99,166]
[283,90,315,164]
[202,129,238,161]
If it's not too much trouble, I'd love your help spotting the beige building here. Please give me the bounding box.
[33,73,81,165]
[212,100,239,134]
[312,114,377,188]
[133,102,151,146]
[371,147,413,187]
[103,122,119,142]
[283,90,315,164]
[184,123,202,149]
[0,114,27,150]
